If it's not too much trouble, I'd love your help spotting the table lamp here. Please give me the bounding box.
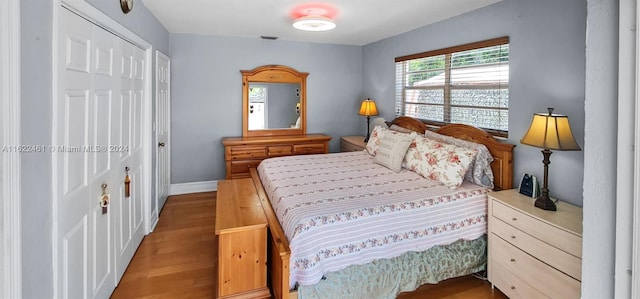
[358,98,378,142]
[520,108,581,211]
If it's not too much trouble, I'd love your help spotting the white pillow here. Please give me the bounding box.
[373,132,415,172]
[366,125,414,156]
[404,136,477,189]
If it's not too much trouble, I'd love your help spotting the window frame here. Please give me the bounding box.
[395,36,510,138]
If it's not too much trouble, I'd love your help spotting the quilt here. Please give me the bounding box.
[257,151,491,289]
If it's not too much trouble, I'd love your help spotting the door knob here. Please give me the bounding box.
[158,142,165,147]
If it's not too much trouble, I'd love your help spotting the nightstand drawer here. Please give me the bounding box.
[491,234,581,299]
[293,143,326,154]
[342,141,365,152]
[492,217,581,280]
[490,261,546,299]
[229,146,267,160]
[492,200,581,258]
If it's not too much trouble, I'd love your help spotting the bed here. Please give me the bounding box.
[249,116,515,299]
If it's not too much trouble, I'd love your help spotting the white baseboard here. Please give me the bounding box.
[170,180,218,195]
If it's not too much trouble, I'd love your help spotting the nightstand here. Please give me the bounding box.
[487,189,582,299]
[340,136,367,152]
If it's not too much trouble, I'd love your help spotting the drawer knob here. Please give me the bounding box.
[511,286,516,290]
[512,217,517,221]
[511,235,516,239]
[510,258,516,262]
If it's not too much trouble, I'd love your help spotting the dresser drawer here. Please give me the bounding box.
[268,145,293,157]
[293,143,326,154]
[492,200,581,258]
[491,234,581,299]
[492,217,581,280]
[490,260,547,299]
[229,146,267,160]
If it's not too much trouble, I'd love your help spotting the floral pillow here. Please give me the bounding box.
[366,126,414,156]
[424,130,495,188]
[404,136,478,189]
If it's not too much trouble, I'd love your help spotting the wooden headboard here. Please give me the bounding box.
[388,116,515,191]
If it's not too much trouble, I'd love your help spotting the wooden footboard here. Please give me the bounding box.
[250,168,294,299]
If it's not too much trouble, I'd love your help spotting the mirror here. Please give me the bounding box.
[242,65,307,137]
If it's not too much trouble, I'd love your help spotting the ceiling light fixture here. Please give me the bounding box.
[293,10,336,31]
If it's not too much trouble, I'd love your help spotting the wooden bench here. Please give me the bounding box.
[215,179,271,299]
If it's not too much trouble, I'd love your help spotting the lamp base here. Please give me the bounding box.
[364,115,371,143]
[534,193,556,211]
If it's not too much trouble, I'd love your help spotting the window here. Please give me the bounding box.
[395,37,509,137]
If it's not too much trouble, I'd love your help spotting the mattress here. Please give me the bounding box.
[257,151,491,289]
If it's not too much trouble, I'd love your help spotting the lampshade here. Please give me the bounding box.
[293,15,336,31]
[520,108,581,151]
[358,99,378,117]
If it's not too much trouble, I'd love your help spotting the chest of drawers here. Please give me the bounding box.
[222,134,331,179]
[488,189,582,299]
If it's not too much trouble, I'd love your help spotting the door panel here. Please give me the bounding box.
[62,217,88,299]
[62,91,90,196]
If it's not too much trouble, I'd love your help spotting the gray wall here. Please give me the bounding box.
[362,0,586,207]
[20,1,54,296]
[19,0,169,297]
[169,35,362,184]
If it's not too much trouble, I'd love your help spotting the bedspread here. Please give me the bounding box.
[257,151,491,289]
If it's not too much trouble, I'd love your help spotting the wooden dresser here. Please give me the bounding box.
[488,189,582,299]
[215,179,270,299]
[340,136,367,152]
[222,134,331,179]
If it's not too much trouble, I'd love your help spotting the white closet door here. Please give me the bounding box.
[57,7,114,299]
[88,19,118,299]
[112,39,146,282]
[56,7,146,299]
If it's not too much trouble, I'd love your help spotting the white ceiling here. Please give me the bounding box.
[141,0,503,46]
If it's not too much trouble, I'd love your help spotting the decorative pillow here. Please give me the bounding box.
[365,126,414,156]
[424,130,495,188]
[404,136,477,189]
[373,132,415,172]
[369,117,388,139]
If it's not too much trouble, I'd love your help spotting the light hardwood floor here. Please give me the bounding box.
[110,192,507,299]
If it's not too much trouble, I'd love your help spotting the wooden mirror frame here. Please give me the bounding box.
[242,65,308,137]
